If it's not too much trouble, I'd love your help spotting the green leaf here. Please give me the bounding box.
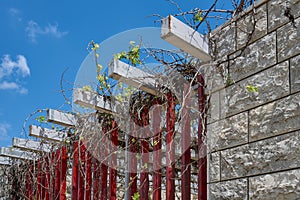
[193,11,203,22]
[129,41,136,45]
[92,43,99,51]
[132,192,140,200]
[226,74,232,86]
[246,85,258,93]
[82,85,92,92]
[142,163,148,169]
[36,115,46,123]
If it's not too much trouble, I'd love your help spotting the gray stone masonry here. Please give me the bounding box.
[249,169,300,200]
[291,54,300,93]
[230,32,277,82]
[268,0,300,32]
[221,61,289,117]
[209,178,248,200]
[249,92,300,141]
[208,112,248,152]
[237,3,267,48]
[208,152,220,183]
[277,17,300,62]
[206,0,300,198]
[221,131,300,180]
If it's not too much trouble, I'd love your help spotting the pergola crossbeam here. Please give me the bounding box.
[108,59,159,95]
[161,15,211,61]
[29,125,67,142]
[0,147,34,160]
[0,156,10,165]
[12,137,51,152]
[73,88,118,115]
[47,109,76,127]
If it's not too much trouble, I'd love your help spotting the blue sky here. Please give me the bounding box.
[0,0,229,147]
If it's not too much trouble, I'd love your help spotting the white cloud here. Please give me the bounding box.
[0,81,28,94]
[0,54,30,79]
[0,81,19,90]
[0,54,30,94]
[26,20,68,43]
[0,122,11,141]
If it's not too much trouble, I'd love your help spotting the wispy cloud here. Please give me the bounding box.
[0,55,30,94]
[9,8,22,22]
[0,122,11,141]
[0,81,28,94]
[26,20,68,43]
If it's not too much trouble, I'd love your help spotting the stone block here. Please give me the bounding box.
[201,61,226,93]
[237,4,267,47]
[249,169,300,199]
[209,178,248,200]
[207,112,248,152]
[207,91,220,124]
[211,22,236,59]
[277,17,300,62]
[221,61,289,117]
[249,92,300,141]
[230,32,276,82]
[268,0,300,32]
[291,54,300,93]
[208,152,220,183]
[221,131,300,180]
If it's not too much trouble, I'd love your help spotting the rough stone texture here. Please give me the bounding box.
[211,22,236,59]
[268,0,300,32]
[237,4,267,47]
[249,169,300,200]
[208,91,220,124]
[291,54,300,93]
[277,17,300,62]
[221,131,300,180]
[230,32,276,82]
[202,62,226,93]
[209,179,248,200]
[207,112,248,151]
[249,93,300,141]
[221,61,289,117]
[208,152,220,183]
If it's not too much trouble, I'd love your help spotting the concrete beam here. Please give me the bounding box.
[73,88,118,115]
[0,147,34,160]
[108,59,158,95]
[47,109,76,127]
[161,15,211,61]
[29,125,67,142]
[12,137,52,152]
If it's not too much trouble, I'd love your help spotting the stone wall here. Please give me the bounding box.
[205,0,300,199]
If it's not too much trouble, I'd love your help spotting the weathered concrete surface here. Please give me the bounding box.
[291,54,300,93]
[230,32,276,82]
[249,93,300,141]
[211,23,236,59]
[249,169,300,200]
[208,152,220,183]
[237,4,267,47]
[221,131,300,180]
[221,61,289,117]
[207,112,248,151]
[277,17,300,62]
[268,0,300,32]
[209,179,247,200]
